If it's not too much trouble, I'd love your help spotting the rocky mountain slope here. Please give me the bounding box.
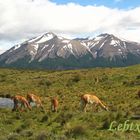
[0,32,140,69]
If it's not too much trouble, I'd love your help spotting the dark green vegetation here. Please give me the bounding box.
[0,65,140,140]
[0,53,140,70]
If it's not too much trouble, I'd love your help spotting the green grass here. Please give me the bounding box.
[0,65,140,140]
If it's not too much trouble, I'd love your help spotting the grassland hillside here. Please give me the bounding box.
[0,65,140,140]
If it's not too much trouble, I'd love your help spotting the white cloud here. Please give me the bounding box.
[0,0,140,51]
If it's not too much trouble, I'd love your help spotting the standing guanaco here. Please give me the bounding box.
[51,98,58,112]
[80,94,108,112]
[27,93,44,109]
[11,95,32,111]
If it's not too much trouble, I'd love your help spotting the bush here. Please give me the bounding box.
[45,80,52,87]
[7,133,19,140]
[16,119,34,132]
[36,132,47,140]
[38,79,52,87]
[123,80,140,86]
[136,75,140,79]
[72,74,81,83]
[66,125,87,137]
[41,115,49,122]
[102,118,111,129]
[55,112,73,126]
[66,74,81,87]
[20,130,33,137]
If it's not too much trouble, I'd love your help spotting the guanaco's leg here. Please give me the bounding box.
[83,102,87,112]
[12,99,19,111]
[54,105,57,112]
[80,99,86,112]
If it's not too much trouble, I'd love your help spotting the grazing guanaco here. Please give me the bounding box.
[11,95,32,111]
[27,93,44,109]
[80,94,108,112]
[51,98,58,112]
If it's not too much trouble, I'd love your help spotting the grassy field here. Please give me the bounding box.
[0,65,140,140]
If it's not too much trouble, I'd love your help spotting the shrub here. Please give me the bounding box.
[66,80,73,87]
[102,118,111,129]
[7,133,19,140]
[3,119,13,125]
[45,80,52,87]
[66,74,81,87]
[36,132,47,140]
[20,130,33,137]
[55,112,73,126]
[123,80,140,86]
[136,75,140,79]
[66,125,87,138]
[72,74,81,83]
[38,79,52,87]
[41,115,49,122]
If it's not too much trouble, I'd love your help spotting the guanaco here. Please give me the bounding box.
[51,98,58,112]
[27,93,44,109]
[80,94,108,112]
[11,95,32,111]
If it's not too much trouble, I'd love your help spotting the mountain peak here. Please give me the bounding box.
[99,33,121,38]
[0,32,140,69]
[98,33,112,37]
[28,32,56,44]
[43,32,57,37]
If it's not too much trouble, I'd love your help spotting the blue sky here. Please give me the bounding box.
[0,0,140,53]
[51,0,140,9]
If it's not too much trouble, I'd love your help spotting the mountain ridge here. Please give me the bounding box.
[0,32,140,69]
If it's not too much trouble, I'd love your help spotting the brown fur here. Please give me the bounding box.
[12,95,31,111]
[80,94,108,112]
[27,93,44,109]
[51,98,58,112]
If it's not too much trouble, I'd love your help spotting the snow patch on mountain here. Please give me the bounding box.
[36,34,54,44]
[110,39,121,47]
[29,44,39,62]
[33,44,39,51]
[62,43,73,54]
[99,41,106,49]
[41,45,49,51]
[28,35,42,43]
[118,49,123,54]
[14,44,21,50]
[48,44,55,53]
[91,41,100,48]
[0,32,140,68]
[38,53,48,62]
[58,36,64,40]
[94,36,104,41]
[62,40,70,43]
[122,42,126,49]
[80,42,87,47]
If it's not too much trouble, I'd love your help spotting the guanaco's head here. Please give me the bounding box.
[104,106,109,111]
[10,95,15,100]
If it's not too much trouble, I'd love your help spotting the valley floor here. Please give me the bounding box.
[0,65,140,140]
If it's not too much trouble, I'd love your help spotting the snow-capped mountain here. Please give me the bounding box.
[0,32,140,69]
[0,49,5,55]
[85,33,140,60]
